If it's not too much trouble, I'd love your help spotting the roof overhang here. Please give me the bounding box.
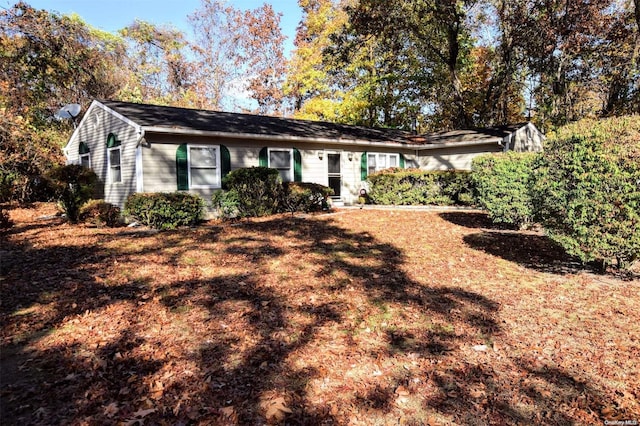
[63,100,144,154]
[141,126,503,151]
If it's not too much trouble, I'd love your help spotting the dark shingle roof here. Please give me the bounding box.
[99,100,527,146]
[424,123,530,144]
[101,100,413,144]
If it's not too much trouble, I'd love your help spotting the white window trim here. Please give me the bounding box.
[107,146,122,184]
[135,145,144,193]
[268,147,294,182]
[367,152,400,175]
[187,144,221,189]
[79,153,91,169]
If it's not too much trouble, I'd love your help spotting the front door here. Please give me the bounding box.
[327,152,342,199]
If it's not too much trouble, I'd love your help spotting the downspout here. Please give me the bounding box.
[135,128,145,193]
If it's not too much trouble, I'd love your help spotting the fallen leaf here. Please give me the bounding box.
[132,408,156,418]
[220,405,236,419]
[103,402,119,418]
[469,389,486,399]
[150,380,164,400]
[260,396,292,421]
[395,386,410,396]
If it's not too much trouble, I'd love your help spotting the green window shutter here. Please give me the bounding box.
[107,133,120,148]
[399,153,405,168]
[361,151,368,181]
[79,142,90,154]
[176,144,188,190]
[220,144,231,178]
[293,148,302,182]
[259,147,268,167]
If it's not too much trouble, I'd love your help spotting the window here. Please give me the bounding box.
[188,145,220,188]
[367,153,399,175]
[80,153,91,168]
[268,148,293,182]
[108,146,122,183]
[79,142,91,169]
[106,133,122,184]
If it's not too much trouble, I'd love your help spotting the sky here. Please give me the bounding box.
[7,0,302,54]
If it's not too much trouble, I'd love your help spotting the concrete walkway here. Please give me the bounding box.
[335,204,484,213]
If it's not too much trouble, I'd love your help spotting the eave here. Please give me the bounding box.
[141,126,503,151]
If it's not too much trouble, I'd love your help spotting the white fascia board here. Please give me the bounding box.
[142,126,501,151]
[62,100,100,153]
[62,100,144,154]
[93,100,143,135]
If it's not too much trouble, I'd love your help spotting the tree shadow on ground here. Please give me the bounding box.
[1,212,616,424]
[462,231,586,274]
[438,211,514,230]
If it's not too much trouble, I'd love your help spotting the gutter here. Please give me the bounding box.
[141,126,503,151]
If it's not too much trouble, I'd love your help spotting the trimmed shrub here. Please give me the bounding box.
[124,192,204,230]
[367,168,474,206]
[282,182,333,214]
[471,152,537,229]
[221,167,282,217]
[211,189,240,220]
[533,115,640,269]
[46,165,99,223]
[80,200,121,227]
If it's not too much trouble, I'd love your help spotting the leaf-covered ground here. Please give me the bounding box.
[1,204,639,425]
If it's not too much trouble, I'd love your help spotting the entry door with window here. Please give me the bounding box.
[327,152,342,199]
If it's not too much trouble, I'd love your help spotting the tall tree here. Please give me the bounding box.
[0,1,124,124]
[334,0,480,129]
[232,4,287,115]
[285,0,348,121]
[189,0,241,110]
[0,2,125,202]
[509,0,618,127]
[119,20,198,107]
[601,0,640,115]
[189,0,288,114]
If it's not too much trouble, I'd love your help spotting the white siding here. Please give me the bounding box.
[140,135,397,205]
[511,123,545,152]
[418,144,502,171]
[64,103,140,208]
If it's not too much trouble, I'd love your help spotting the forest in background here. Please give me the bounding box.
[1,0,639,202]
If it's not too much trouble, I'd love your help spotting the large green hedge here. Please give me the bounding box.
[366,168,474,206]
[471,153,538,229]
[281,181,333,214]
[124,192,204,230]
[534,115,640,269]
[219,167,283,218]
[213,167,333,220]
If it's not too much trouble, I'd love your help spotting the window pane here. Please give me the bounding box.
[368,154,376,167]
[278,168,291,182]
[111,166,121,183]
[389,155,398,167]
[80,154,90,168]
[328,153,340,174]
[378,154,386,168]
[109,149,120,166]
[270,150,291,168]
[191,168,219,186]
[190,147,217,167]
